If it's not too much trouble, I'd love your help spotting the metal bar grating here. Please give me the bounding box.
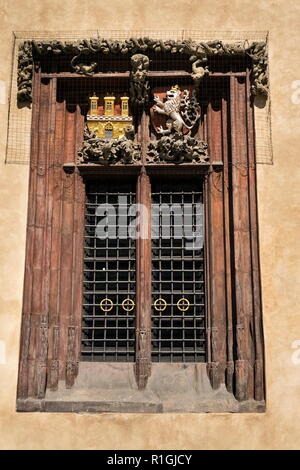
[81,179,136,361]
[151,178,206,362]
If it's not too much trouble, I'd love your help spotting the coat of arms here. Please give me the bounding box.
[151,85,201,135]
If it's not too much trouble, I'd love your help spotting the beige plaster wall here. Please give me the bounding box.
[0,0,299,450]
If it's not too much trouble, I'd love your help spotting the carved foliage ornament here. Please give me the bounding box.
[17,38,269,103]
[147,134,209,164]
[78,126,141,164]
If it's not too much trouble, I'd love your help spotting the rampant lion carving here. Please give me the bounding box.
[78,126,141,164]
[153,85,201,135]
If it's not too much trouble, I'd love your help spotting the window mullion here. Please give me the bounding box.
[134,166,152,389]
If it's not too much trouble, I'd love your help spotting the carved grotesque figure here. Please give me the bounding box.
[70,54,97,76]
[130,54,150,105]
[191,59,209,86]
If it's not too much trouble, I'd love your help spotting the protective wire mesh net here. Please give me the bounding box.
[5,30,272,164]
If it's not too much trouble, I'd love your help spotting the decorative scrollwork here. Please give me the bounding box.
[18,38,269,104]
[246,41,268,97]
[17,41,33,103]
[78,125,141,165]
[147,134,209,164]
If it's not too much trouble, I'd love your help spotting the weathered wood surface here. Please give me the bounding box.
[47,99,65,391]
[17,68,41,399]
[18,65,264,404]
[66,105,85,388]
[202,78,264,401]
[41,71,247,79]
[206,97,227,389]
[18,75,86,398]
[221,95,234,393]
[230,75,257,401]
[134,111,152,389]
[246,70,265,401]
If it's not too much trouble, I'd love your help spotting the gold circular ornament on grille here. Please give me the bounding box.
[177,298,190,311]
[122,298,135,312]
[154,298,167,312]
[99,298,113,312]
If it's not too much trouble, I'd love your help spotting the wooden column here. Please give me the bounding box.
[66,105,85,388]
[230,76,255,400]
[58,105,76,383]
[245,71,265,401]
[46,100,85,391]
[134,107,152,389]
[221,94,234,393]
[18,75,57,399]
[47,99,65,391]
[17,68,41,399]
[19,85,86,398]
[135,167,152,389]
[206,98,227,389]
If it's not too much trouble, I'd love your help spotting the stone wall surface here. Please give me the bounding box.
[0,0,300,450]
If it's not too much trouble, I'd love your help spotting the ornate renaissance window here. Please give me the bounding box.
[17,37,266,412]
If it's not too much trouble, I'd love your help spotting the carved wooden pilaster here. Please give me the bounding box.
[36,315,49,398]
[245,69,265,400]
[34,77,56,398]
[221,94,234,394]
[203,80,264,402]
[48,325,60,390]
[18,73,57,399]
[47,98,65,391]
[66,104,85,387]
[135,167,152,389]
[206,99,227,389]
[58,106,76,382]
[46,102,85,390]
[66,326,78,388]
[230,75,257,401]
[17,67,41,399]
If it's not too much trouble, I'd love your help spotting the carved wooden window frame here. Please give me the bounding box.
[17,39,266,412]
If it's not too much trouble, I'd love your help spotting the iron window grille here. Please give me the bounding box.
[81,179,136,361]
[81,176,206,363]
[151,178,205,362]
